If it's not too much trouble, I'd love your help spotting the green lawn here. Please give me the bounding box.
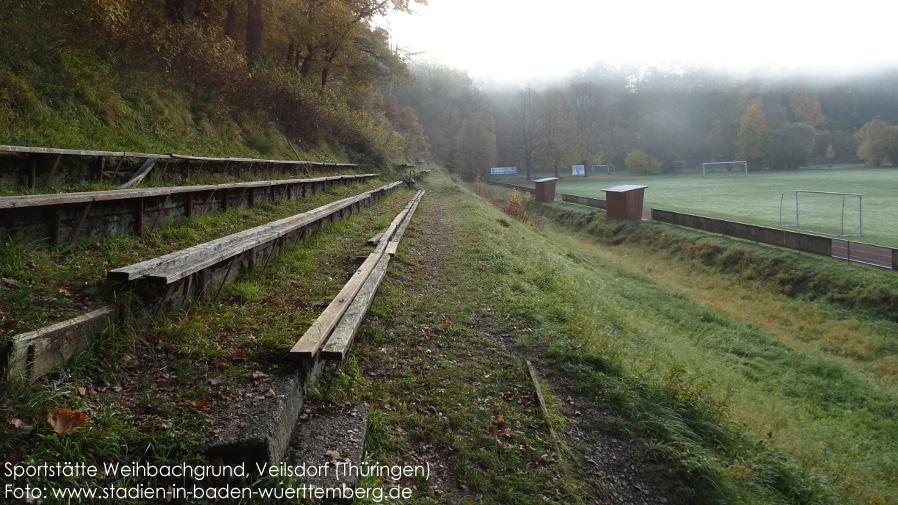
[495,165,898,248]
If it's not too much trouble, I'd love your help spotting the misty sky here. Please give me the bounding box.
[379,0,896,82]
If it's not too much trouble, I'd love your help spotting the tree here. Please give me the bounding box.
[825,143,835,165]
[567,81,603,162]
[512,86,540,180]
[536,88,580,178]
[398,61,488,165]
[625,149,662,174]
[856,119,898,166]
[767,123,816,170]
[737,99,769,168]
[246,0,262,63]
[454,114,497,181]
[789,90,827,129]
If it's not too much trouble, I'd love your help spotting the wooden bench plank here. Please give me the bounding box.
[320,254,390,360]
[0,174,377,209]
[109,181,400,283]
[290,252,385,359]
[292,189,423,361]
[8,306,120,378]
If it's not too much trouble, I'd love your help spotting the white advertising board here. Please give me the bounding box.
[490,167,517,175]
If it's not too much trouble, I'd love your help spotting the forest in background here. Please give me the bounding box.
[0,0,430,167]
[398,61,898,179]
[3,1,898,181]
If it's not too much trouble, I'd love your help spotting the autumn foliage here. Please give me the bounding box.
[1,0,428,165]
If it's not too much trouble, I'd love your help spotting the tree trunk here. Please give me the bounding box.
[224,1,240,41]
[299,44,316,77]
[167,0,201,22]
[320,52,337,88]
[246,0,263,64]
[320,66,330,88]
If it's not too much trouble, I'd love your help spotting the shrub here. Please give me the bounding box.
[625,149,662,174]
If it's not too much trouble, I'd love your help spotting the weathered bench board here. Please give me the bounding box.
[109,182,403,315]
[292,190,424,361]
[0,174,377,245]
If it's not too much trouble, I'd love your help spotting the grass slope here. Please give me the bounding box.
[4,168,896,504]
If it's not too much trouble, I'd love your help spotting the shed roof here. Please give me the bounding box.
[601,184,648,193]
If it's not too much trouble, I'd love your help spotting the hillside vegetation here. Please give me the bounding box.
[0,0,428,167]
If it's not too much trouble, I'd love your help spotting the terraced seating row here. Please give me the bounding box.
[109,181,403,314]
[0,144,356,189]
[7,181,404,379]
[0,174,376,244]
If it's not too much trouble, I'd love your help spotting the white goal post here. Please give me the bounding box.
[779,190,863,237]
[702,161,748,177]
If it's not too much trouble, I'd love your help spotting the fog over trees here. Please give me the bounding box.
[396,62,898,178]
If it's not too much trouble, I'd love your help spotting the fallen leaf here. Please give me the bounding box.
[10,418,34,435]
[209,376,224,386]
[195,400,213,412]
[139,419,170,431]
[47,409,89,435]
[531,454,551,467]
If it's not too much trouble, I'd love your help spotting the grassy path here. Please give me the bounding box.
[327,171,896,504]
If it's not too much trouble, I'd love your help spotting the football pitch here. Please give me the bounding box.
[497,165,898,248]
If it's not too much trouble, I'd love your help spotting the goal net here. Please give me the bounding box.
[779,190,863,237]
[589,164,615,175]
[702,161,747,177]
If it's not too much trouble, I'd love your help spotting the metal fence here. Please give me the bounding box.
[551,184,897,271]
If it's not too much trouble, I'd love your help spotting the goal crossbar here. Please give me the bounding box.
[701,161,747,177]
[779,190,863,237]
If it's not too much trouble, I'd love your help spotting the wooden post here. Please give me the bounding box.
[28,154,37,190]
[96,157,105,182]
[50,207,61,246]
[222,189,229,211]
[136,197,144,235]
[185,194,193,217]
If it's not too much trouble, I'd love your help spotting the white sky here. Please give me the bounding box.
[377,0,897,82]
